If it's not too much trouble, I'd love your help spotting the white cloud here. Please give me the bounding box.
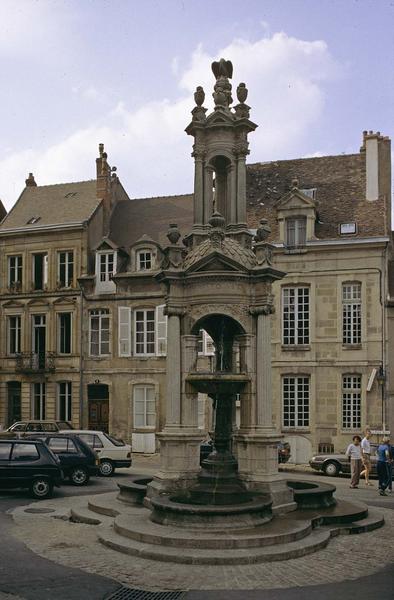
[0,31,340,210]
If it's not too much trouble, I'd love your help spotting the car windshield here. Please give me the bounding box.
[58,421,73,430]
[104,433,125,447]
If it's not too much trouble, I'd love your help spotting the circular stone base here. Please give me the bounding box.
[150,494,272,529]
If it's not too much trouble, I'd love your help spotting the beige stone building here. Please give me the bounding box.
[0,128,391,461]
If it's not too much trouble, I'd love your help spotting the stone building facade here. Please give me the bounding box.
[0,125,391,461]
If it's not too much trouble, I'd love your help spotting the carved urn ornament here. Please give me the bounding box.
[167,223,181,245]
[194,86,205,107]
[255,218,271,242]
[236,82,248,104]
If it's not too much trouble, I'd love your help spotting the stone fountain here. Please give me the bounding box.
[70,59,384,563]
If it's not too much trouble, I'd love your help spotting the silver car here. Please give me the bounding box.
[309,444,379,477]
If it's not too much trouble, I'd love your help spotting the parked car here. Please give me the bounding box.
[309,444,380,477]
[0,420,73,438]
[63,430,132,476]
[0,439,62,499]
[199,440,292,464]
[26,433,99,485]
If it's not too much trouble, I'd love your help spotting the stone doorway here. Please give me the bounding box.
[88,384,109,432]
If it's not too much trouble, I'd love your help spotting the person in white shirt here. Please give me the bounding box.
[360,429,373,486]
[345,435,362,488]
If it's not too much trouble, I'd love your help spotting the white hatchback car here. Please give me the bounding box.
[62,430,132,476]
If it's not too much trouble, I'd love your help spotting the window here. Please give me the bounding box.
[78,433,104,449]
[135,309,155,355]
[0,443,12,460]
[27,216,40,225]
[89,309,110,356]
[285,217,306,247]
[197,329,215,355]
[57,382,72,422]
[282,287,309,345]
[283,376,310,428]
[133,385,156,428]
[342,375,361,429]
[48,437,77,453]
[33,253,48,290]
[156,305,167,356]
[137,249,152,271]
[118,307,131,357]
[8,255,22,287]
[58,313,72,354]
[58,251,74,287]
[99,252,115,282]
[11,443,39,461]
[32,383,46,419]
[300,188,317,201]
[342,283,361,345]
[7,315,21,355]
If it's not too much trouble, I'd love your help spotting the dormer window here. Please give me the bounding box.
[285,217,306,248]
[137,249,152,271]
[300,188,317,201]
[99,252,115,282]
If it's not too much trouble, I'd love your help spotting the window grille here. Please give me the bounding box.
[133,385,156,428]
[285,217,306,247]
[283,376,310,428]
[58,251,74,287]
[135,310,155,355]
[342,375,361,429]
[282,287,309,345]
[89,309,110,356]
[342,283,361,344]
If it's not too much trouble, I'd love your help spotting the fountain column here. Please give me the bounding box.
[165,313,181,427]
[256,308,275,429]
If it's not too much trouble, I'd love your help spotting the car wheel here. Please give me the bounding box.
[70,467,89,486]
[99,459,114,477]
[323,461,340,477]
[30,478,53,499]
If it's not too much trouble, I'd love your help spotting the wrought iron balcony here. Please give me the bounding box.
[15,352,56,373]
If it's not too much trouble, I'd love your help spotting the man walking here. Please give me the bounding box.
[345,435,362,489]
[376,436,391,496]
[360,429,373,486]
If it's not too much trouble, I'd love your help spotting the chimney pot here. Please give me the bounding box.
[25,173,37,187]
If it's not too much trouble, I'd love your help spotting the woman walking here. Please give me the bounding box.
[345,435,362,489]
[360,429,373,486]
[376,436,391,496]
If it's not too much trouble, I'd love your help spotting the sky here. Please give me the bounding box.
[0,0,393,210]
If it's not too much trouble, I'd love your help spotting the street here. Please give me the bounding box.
[1,461,394,600]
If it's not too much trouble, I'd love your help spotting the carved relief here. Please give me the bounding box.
[189,303,250,331]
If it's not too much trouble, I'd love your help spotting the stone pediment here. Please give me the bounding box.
[275,188,316,211]
[183,237,256,273]
[2,299,25,309]
[206,109,235,127]
[26,297,50,306]
[53,296,76,305]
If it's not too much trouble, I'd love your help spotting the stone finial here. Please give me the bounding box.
[99,143,104,157]
[25,173,37,187]
[236,83,248,104]
[254,218,271,242]
[194,86,205,107]
[212,58,233,110]
[209,211,225,230]
[291,177,299,189]
[167,223,181,245]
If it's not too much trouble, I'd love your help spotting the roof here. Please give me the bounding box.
[246,153,387,241]
[109,152,385,248]
[109,194,193,247]
[183,236,257,270]
[0,180,100,231]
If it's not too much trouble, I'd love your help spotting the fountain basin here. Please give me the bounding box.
[186,372,250,395]
[287,480,336,510]
[150,494,273,529]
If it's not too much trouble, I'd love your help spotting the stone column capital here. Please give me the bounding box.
[165,306,186,318]
[249,303,275,316]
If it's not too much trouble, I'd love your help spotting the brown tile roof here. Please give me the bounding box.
[109,194,194,248]
[110,152,387,248]
[247,153,387,241]
[0,180,100,230]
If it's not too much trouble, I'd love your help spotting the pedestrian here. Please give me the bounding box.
[345,435,362,489]
[376,436,391,496]
[387,442,394,493]
[360,428,373,486]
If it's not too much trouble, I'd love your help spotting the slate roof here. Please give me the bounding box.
[109,152,386,248]
[0,180,100,230]
[183,236,257,270]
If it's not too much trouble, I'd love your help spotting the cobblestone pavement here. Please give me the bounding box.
[10,485,394,592]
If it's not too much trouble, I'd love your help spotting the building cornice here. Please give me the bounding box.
[0,222,87,236]
[273,236,390,249]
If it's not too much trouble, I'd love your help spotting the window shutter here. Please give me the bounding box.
[43,254,48,285]
[156,305,167,356]
[118,307,131,357]
[204,331,215,355]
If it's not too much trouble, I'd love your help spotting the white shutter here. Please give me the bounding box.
[118,307,131,357]
[204,331,215,355]
[156,305,167,356]
[43,254,48,285]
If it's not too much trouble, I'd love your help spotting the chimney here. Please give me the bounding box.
[25,173,37,187]
[361,131,391,202]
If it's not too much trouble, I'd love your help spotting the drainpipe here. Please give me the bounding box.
[79,288,84,428]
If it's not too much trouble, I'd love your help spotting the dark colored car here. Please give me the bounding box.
[309,444,380,477]
[26,433,99,486]
[199,440,292,464]
[0,439,62,499]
